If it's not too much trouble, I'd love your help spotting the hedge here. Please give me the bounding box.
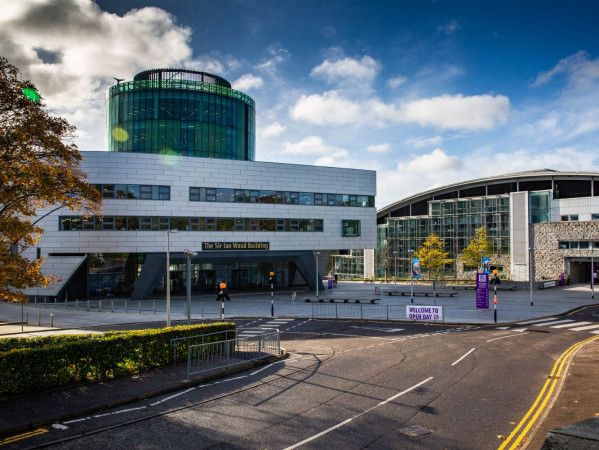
[0,322,235,397]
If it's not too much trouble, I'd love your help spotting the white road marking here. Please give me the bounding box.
[451,348,475,366]
[551,321,591,329]
[569,324,599,331]
[150,388,195,406]
[283,377,434,450]
[516,317,558,325]
[592,330,599,334]
[52,424,69,430]
[349,326,405,333]
[532,319,575,327]
[496,326,510,330]
[487,332,529,342]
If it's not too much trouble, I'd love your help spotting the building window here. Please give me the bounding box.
[95,184,169,200]
[592,213,599,220]
[342,220,361,236]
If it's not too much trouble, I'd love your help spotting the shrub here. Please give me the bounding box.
[0,322,235,397]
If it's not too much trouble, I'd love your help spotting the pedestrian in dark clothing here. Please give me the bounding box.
[216,282,231,301]
[566,274,571,286]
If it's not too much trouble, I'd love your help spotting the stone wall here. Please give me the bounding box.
[531,221,599,281]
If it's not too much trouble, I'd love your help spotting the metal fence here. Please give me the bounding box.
[311,304,412,321]
[187,328,281,379]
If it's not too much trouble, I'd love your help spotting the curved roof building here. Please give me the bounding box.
[372,170,599,285]
[106,68,256,160]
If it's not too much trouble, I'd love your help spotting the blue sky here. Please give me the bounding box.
[3,0,599,206]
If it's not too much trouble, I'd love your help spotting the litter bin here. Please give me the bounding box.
[291,292,296,302]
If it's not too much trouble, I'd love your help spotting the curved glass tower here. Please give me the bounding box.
[106,69,255,160]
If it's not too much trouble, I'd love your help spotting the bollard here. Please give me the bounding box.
[111,300,114,313]
[125,300,128,313]
[54,297,57,305]
[153,301,156,315]
[34,297,37,307]
[99,300,102,312]
[201,303,204,318]
[44,297,47,308]
[138,301,141,314]
[37,312,41,326]
[76,299,79,310]
[50,313,54,327]
[87,299,90,311]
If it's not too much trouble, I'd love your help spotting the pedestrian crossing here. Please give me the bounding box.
[511,318,599,334]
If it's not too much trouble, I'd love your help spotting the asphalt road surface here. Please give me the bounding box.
[14,307,599,449]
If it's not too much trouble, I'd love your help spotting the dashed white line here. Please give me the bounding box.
[150,388,195,406]
[283,377,434,450]
[451,348,475,366]
[487,332,529,342]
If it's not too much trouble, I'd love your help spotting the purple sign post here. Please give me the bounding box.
[476,273,489,309]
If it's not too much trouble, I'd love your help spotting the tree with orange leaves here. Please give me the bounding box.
[0,57,102,302]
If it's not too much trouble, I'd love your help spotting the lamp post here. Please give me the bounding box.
[166,229,178,327]
[183,249,197,325]
[392,250,398,292]
[592,247,595,300]
[529,246,534,306]
[408,249,415,303]
[315,251,320,299]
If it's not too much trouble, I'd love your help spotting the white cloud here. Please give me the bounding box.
[366,143,391,153]
[310,55,380,84]
[437,19,459,35]
[281,136,348,158]
[398,148,462,173]
[259,122,286,138]
[232,73,264,91]
[399,94,510,130]
[291,91,362,125]
[407,136,443,148]
[388,76,408,89]
[291,91,509,131]
[255,46,290,77]
[532,50,593,88]
[0,0,226,150]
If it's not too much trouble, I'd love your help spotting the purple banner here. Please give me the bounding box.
[476,273,489,309]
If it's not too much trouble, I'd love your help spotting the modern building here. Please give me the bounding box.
[373,170,599,285]
[24,69,376,300]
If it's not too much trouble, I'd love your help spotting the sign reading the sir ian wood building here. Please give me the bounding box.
[202,242,270,251]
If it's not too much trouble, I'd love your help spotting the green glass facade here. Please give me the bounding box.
[376,195,511,277]
[106,70,255,160]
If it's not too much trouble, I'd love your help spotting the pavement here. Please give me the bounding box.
[0,281,598,446]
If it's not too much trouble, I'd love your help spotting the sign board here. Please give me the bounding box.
[482,256,490,274]
[412,258,421,279]
[543,281,556,288]
[476,273,489,309]
[406,305,443,322]
[202,242,269,251]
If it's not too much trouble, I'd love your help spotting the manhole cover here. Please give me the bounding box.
[399,425,431,437]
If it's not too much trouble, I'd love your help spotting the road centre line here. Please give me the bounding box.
[487,332,529,342]
[516,317,557,325]
[150,388,195,406]
[283,377,434,450]
[451,348,475,366]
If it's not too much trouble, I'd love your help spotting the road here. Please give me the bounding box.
[14,307,599,449]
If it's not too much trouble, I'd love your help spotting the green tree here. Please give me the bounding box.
[460,226,493,270]
[0,57,102,302]
[414,233,453,279]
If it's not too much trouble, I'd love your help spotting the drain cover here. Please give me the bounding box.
[399,425,431,437]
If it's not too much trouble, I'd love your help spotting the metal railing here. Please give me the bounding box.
[311,304,413,321]
[187,328,281,379]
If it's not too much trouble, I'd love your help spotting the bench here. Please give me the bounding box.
[304,298,379,304]
[387,291,457,297]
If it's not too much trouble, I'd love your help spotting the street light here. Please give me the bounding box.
[408,249,415,303]
[314,251,320,299]
[166,229,178,327]
[183,249,197,325]
[392,250,398,292]
[592,246,595,300]
[529,246,534,306]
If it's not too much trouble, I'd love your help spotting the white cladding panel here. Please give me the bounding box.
[33,152,377,256]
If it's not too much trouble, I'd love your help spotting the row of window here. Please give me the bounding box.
[189,187,375,207]
[59,216,324,232]
[558,241,599,249]
[92,184,170,200]
[561,214,599,221]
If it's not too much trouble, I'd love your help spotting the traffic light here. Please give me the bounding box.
[269,271,275,286]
